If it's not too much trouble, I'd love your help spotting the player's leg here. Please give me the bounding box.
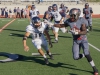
[42,40,53,59]
[53,27,59,43]
[82,40,98,75]
[60,27,67,33]
[86,19,89,32]
[89,18,92,31]
[72,40,81,60]
[32,40,49,64]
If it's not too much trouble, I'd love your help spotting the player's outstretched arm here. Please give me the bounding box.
[23,32,30,51]
[54,24,66,28]
[44,30,53,48]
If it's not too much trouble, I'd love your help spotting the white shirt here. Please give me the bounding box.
[51,10,62,21]
[26,22,48,41]
[30,9,39,19]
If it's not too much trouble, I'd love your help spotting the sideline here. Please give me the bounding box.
[0,19,16,33]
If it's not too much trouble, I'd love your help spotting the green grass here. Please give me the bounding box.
[0,18,13,28]
[0,18,100,75]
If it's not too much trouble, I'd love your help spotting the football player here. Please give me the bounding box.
[54,8,98,75]
[23,17,53,65]
[29,5,40,24]
[43,6,53,28]
[51,4,67,43]
[83,3,93,31]
[59,3,69,20]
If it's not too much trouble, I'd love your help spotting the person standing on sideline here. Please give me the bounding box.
[9,9,12,18]
[13,7,17,18]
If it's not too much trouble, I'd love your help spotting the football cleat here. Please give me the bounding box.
[44,58,49,65]
[94,72,98,75]
[54,40,58,43]
[49,54,53,60]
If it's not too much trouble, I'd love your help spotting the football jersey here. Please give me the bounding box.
[51,10,62,22]
[30,9,39,19]
[59,6,68,14]
[26,22,48,40]
[43,10,52,21]
[83,7,93,18]
[64,17,87,40]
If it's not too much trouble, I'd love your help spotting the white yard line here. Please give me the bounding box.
[0,19,15,33]
[17,20,25,21]
[1,20,11,21]
[88,43,100,52]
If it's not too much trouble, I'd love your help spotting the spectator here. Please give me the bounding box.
[16,7,21,18]
[21,8,24,18]
[5,7,8,18]
[1,8,5,17]
[13,7,17,18]
[23,8,27,18]
[9,9,12,18]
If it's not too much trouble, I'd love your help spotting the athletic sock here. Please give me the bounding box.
[55,38,58,41]
[43,54,47,58]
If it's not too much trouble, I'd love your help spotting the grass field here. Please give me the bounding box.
[0,18,100,75]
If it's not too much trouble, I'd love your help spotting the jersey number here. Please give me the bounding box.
[35,33,42,38]
[85,11,89,14]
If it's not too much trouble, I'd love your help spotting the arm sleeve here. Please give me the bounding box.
[26,25,32,33]
[37,11,40,15]
[90,7,93,13]
[81,17,88,27]
[83,8,85,14]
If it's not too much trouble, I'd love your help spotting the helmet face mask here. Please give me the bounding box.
[31,5,35,10]
[60,3,64,8]
[48,6,52,12]
[32,17,41,28]
[52,4,57,11]
[85,3,89,8]
[69,8,80,21]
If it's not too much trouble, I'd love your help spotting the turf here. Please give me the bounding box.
[0,18,100,75]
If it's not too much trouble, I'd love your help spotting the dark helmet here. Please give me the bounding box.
[32,17,41,24]
[69,8,81,20]
[31,5,35,9]
[60,3,64,7]
[52,4,58,11]
[85,3,89,8]
[48,6,52,11]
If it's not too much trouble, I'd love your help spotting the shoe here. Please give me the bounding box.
[94,72,98,75]
[94,69,98,75]
[44,58,49,65]
[49,54,53,60]
[54,40,58,43]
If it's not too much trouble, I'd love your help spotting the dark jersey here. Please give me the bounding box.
[64,17,87,40]
[83,7,93,19]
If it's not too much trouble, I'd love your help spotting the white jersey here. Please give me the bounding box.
[26,22,48,41]
[51,10,62,22]
[30,9,39,19]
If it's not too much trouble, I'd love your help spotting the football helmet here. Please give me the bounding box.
[32,17,41,27]
[85,3,89,8]
[60,3,64,8]
[52,4,58,11]
[31,5,35,10]
[48,6,52,12]
[69,8,81,21]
